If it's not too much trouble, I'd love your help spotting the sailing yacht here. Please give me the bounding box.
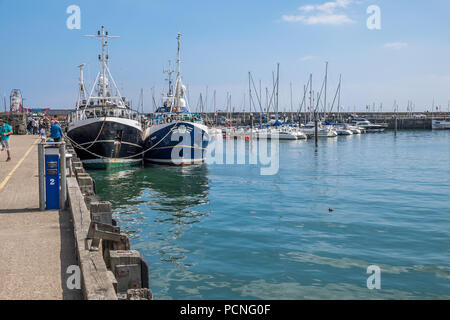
[67,26,144,169]
[142,33,209,165]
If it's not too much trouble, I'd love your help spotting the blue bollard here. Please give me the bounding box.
[45,148,60,210]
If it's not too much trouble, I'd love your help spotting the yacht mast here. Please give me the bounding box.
[275,63,279,122]
[324,62,328,116]
[338,74,342,121]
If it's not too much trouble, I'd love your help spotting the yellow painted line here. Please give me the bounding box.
[0,139,39,192]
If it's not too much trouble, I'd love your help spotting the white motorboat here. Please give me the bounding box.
[301,123,338,137]
[353,119,387,133]
[432,120,450,130]
[252,127,298,140]
[336,126,354,136]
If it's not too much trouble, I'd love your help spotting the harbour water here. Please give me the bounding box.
[89,130,450,300]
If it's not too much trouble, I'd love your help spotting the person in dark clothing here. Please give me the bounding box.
[27,120,33,135]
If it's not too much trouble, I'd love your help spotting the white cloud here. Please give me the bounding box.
[384,42,408,50]
[316,0,352,14]
[299,5,316,12]
[282,14,354,25]
[283,0,354,26]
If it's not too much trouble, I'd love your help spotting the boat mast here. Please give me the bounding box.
[163,61,175,112]
[275,63,279,122]
[324,62,328,119]
[338,74,342,122]
[176,32,182,112]
[164,61,175,96]
[76,63,87,109]
[290,81,293,116]
[139,88,144,114]
[85,26,124,107]
[309,73,313,122]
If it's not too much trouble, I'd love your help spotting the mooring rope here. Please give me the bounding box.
[65,120,181,160]
[73,114,108,151]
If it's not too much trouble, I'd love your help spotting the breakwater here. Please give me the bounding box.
[176,112,450,129]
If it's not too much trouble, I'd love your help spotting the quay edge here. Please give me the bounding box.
[66,139,152,300]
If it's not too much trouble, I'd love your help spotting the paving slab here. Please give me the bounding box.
[0,135,82,300]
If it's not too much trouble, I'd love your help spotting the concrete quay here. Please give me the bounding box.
[0,135,81,300]
[0,135,152,300]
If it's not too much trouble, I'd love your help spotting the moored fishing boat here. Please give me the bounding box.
[142,33,209,165]
[67,26,144,169]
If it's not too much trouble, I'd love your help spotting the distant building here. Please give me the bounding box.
[25,108,50,115]
[46,109,73,121]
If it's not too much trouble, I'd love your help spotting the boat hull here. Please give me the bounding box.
[143,122,209,166]
[362,127,386,133]
[432,120,450,130]
[67,117,144,169]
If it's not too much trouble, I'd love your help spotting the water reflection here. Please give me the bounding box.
[90,168,149,206]
[145,164,210,213]
[89,164,210,211]
[89,164,211,270]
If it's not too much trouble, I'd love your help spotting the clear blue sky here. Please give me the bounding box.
[1,0,450,112]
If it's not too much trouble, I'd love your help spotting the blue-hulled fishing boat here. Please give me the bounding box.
[142,33,209,165]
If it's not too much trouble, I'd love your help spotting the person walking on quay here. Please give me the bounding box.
[0,119,13,162]
[27,119,33,135]
[40,126,46,143]
[32,118,38,135]
[50,120,64,143]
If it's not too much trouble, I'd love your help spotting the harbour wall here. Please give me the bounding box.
[0,112,27,134]
[65,141,152,300]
